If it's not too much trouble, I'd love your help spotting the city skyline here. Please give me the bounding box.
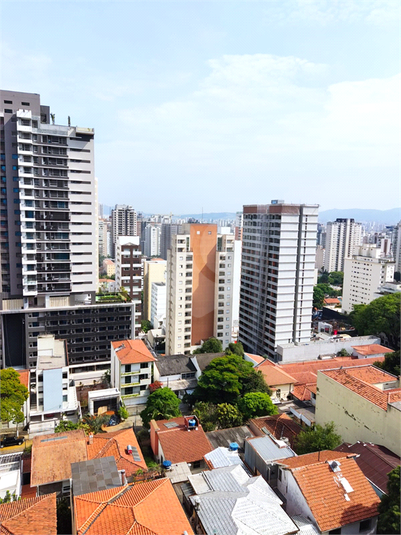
[2,0,399,214]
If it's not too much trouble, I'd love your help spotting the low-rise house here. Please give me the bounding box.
[204,444,249,472]
[73,478,193,535]
[189,352,225,378]
[244,434,296,487]
[150,416,212,470]
[316,365,401,456]
[154,353,198,398]
[111,339,156,407]
[87,388,121,416]
[248,414,302,449]
[255,360,296,402]
[351,344,394,359]
[335,441,401,497]
[183,464,299,535]
[206,425,254,452]
[29,334,80,436]
[71,456,124,497]
[276,452,381,534]
[0,453,23,500]
[0,494,57,535]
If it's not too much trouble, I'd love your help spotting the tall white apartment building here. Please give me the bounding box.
[393,221,401,272]
[239,202,318,360]
[98,218,109,257]
[143,258,166,321]
[166,224,237,355]
[150,282,167,329]
[342,245,395,313]
[324,218,362,273]
[143,223,161,257]
[111,205,137,257]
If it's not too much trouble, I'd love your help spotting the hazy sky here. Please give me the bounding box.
[1,0,399,214]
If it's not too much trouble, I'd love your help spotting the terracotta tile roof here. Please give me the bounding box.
[112,339,156,364]
[256,359,297,386]
[0,494,57,535]
[31,429,87,487]
[250,414,302,448]
[291,384,316,402]
[343,366,397,384]
[321,366,401,411]
[17,369,30,389]
[87,428,148,476]
[352,344,394,356]
[324,297,340,305]
[154,417,212,464]
[74,478,193,535]
[245,353,266,364]
[283,457,380,532]
[277,450,352,469]
[335,442,401,494]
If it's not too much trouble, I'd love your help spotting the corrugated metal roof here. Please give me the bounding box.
[204,447,245,469]
[246,436,295,462]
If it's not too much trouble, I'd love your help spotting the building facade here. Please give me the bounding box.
[150,281,166,329]
[143,223,161,257]
[238,202,318,359]
[111,205,137,257]
[143,258,166,321]
[324,218,362,273]
[342,244,395,313]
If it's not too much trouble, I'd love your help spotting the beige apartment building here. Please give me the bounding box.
[166,224,236,354]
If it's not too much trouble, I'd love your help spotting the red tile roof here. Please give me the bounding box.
[112,339,156,364]
[0,494,57,535]
[324,297,340,305]
[87,428,147,476]
[17,370,30,389]
[352,344,394,356]
[282,456,380,532]
[250,414,302,448]
[320,366,401,411]
[256,359,296,386]
[277,450,352,469]
[335,442,401,494]
[245,353,266,364]
[74,478,193,535]
[153,417,212,464]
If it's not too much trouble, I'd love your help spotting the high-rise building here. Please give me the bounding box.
[238,202,318,359]
[166,224,237,354]
[150,282,167,329]
[324,218,362,273]
[111,205,137,257]
[0,90,135,372]
[98,218,109,257]
[342,245,395,313]
[160,223,179,260]
[393,221,401,273]
[143,223,161,257]
[143,258,167,322]
[235,211,243,241]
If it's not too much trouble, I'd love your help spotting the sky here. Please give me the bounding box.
[1,0,400,215]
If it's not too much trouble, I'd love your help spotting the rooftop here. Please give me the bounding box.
[320,366,401,411]
[112,339,156,365]
[152,417,212,464]
[250,414,302,449]
[246,434,295,462]
[71,456,122,496]
[74,478,193,535]
[206,425,254,451]
[190,352,225,371]
[280,456,381,532]
[256,359,297,386]
[17,369,30,389]
[0,494,57,535]
[155,353,197,376]
[245,353,266,364]
[204,447,248,471]
[37,335,67,369]
[335,442,401,494]
[351,344,394,356]
[276,450,351,469]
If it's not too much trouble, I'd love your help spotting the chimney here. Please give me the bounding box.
[119,469,126,486]
[89,433,94,445]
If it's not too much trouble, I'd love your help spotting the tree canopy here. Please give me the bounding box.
[141,319,153,333]
[374,350,400,377]
[225,342,244,356]
[318,271,344,286]
[313,286,325,309]
[238,392,278,420]
[0,368,29,427]
[193,337,223,354]
[350,293,400,350]
[214,403,243,429]
[192,354,271,405]
[294,422,342,455]
[140,387,181,428]
[377,466,400,535]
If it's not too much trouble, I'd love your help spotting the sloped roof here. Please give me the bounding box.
[206,426,254,451]
[155,354,196,376]
[0,494,57,535]
[250,414,302,448]
[283,456,380,532]
[256,360,297,386]
[31,429,87,487]
[87,428,147,476]
[335,442,401,494]
[154,417,212,464]
[17,369,29,389]
[112,339,156,365]
[191,352,225,371]
[352,344,394,356]
[74,478,193,535]
[276,450,351,469]
[245,353,266,364]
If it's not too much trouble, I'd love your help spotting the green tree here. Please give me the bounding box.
[294,422,342,455]
[0,490,19,504]
[337,349,350,357]
[315,283,340,298]
[140,388,181,429]
[55,420,80,433]
[141,319,153,333]
[193,401,217,432]
[215,403,243,429]
[318,271,329,284]
[225,342,244,357]
[238,392,278,420]
[193,337,223,354]
[313,286,325,309]
[192,354,270,405]
[350,293,400,350]
[328,271,344,286]
[0,368,29,433]
[81,413,109,434]
[374,350,400,376]
[377,466,400,535]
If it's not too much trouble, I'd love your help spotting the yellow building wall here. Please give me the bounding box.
[271,383,293,401]
[315,373,401,456]
[144,261,167,321]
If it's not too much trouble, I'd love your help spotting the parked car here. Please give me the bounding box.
[0,435,24,448]
[108,414,121,427]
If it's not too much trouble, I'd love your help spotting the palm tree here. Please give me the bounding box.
[81,413,109,434]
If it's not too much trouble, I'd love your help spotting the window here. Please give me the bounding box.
[125,364,131,373]
[359,520,371,532]
[63,395,68,402]
[4,109,12,114]
[328,529,341,534]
